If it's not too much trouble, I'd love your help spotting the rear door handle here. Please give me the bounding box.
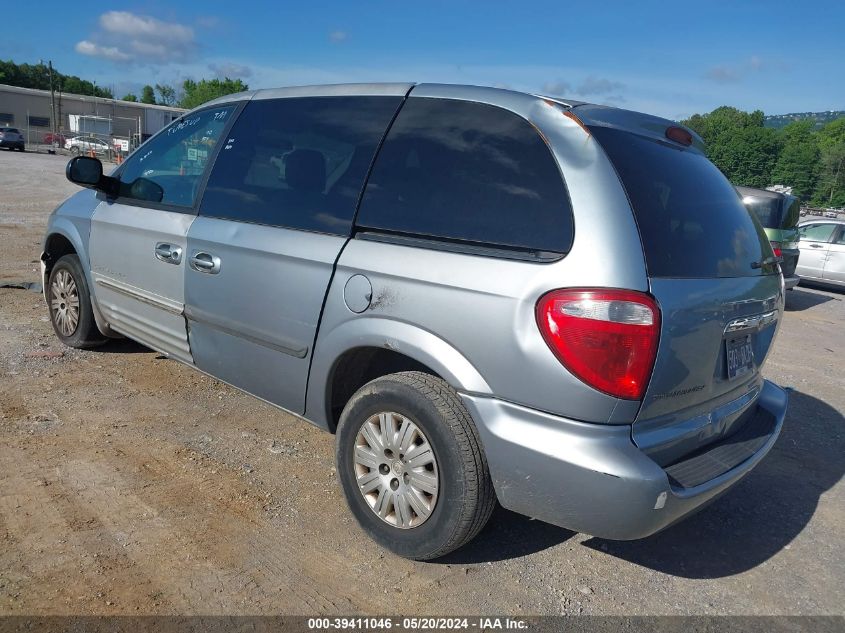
[809,243,824,248]
[189,251,221,274]
[155,242,182,265]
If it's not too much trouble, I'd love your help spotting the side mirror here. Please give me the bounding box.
[66,156,119,197]
[66,156,103,187]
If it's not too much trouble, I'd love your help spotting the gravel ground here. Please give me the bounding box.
[0,150,843,616]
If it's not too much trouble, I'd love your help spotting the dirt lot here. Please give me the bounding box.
[1,150,843,616]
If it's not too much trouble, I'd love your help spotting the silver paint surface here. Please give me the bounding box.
[184,217,345,413]
[88,201,195,362]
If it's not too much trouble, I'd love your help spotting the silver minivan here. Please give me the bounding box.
[43,83,788,560]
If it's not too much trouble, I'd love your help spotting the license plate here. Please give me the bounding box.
[726,336,754,380]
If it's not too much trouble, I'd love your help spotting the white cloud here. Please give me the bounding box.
[329,30,348,43]
[195,15,220,29]
[542,80,571,95]
[705,65,741,83]
[75,40,132,62]
[208,62,253,79]
[74,11,197,64]
[704,56,773,84]
[576,76,625,96]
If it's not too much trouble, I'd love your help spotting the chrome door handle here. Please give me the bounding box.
[155,242,182,264]
[189,251,221,274]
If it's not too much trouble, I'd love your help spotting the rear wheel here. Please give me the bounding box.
[336,371,495,560]
[47,254,106,349]
[16,143,25,152]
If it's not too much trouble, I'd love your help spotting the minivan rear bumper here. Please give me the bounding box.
[461,380,787,540]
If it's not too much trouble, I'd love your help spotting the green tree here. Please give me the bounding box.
[813,119,845,206]
[0,58,106,98]
[140,85,156,104]
[155,83,177,106]
[770,121,820,198]
[683,106,781,187]
[814,146,845,207]
[179,77,249,109]
[121,93,138,102]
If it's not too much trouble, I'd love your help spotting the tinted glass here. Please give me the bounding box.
[739,192,801,230]
[799,223,835,242]
[741,195,782,228]
[592,126,771,278]
[200,96,402,235]
[117,105,235,207]
[356,98,573,253]
[783,196,801,229]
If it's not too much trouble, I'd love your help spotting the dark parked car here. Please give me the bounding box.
[0,127,25,151]
[737,186,801,289]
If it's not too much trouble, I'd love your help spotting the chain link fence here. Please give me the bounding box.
[18,114,138,164]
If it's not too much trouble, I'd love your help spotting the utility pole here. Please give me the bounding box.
[48,60,57,141]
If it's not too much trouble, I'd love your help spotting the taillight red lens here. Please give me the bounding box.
[665,126,693,146]
[536,289,661,400]
[770,241,782,258]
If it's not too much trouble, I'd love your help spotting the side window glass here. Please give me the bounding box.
[200,96,402,235]
[799,224,835,242]
[356,98,574,253]
[117,106,236,207]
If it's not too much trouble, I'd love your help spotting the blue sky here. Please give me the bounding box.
[4,1,843,119]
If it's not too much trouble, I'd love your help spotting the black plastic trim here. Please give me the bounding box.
[354,229,565,263]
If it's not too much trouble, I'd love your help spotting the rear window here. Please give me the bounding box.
[739,192,801,230]
[356,98,573,255]
[592,126,771,278]
[741,195,782,228]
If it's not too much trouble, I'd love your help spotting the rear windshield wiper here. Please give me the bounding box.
[751,255,782,269]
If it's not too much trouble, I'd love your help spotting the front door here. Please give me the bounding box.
[88,104,238,362]
[183,92,404,413]
[797,223,836,280]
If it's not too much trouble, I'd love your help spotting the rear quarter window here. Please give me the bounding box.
[356,97,574,255]
[592,126,771,278]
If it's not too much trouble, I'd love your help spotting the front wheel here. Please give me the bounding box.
[69,146,80,155]
[336,371,495,560]
[47,254,106,349]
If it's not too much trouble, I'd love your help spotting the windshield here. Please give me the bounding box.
[592,126,773,278]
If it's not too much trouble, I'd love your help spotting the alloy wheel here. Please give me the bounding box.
[50,269,80,336]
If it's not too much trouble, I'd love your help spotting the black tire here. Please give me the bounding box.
[69,146,80,156]
[336,371,496,560]
[46,254,106,349]
[17,144,25,152]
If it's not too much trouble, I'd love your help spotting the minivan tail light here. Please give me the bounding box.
[665,126,693,146]
[770,241,782,258]
[536,289,661,400]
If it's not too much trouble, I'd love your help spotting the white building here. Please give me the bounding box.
[0,83,185,142]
